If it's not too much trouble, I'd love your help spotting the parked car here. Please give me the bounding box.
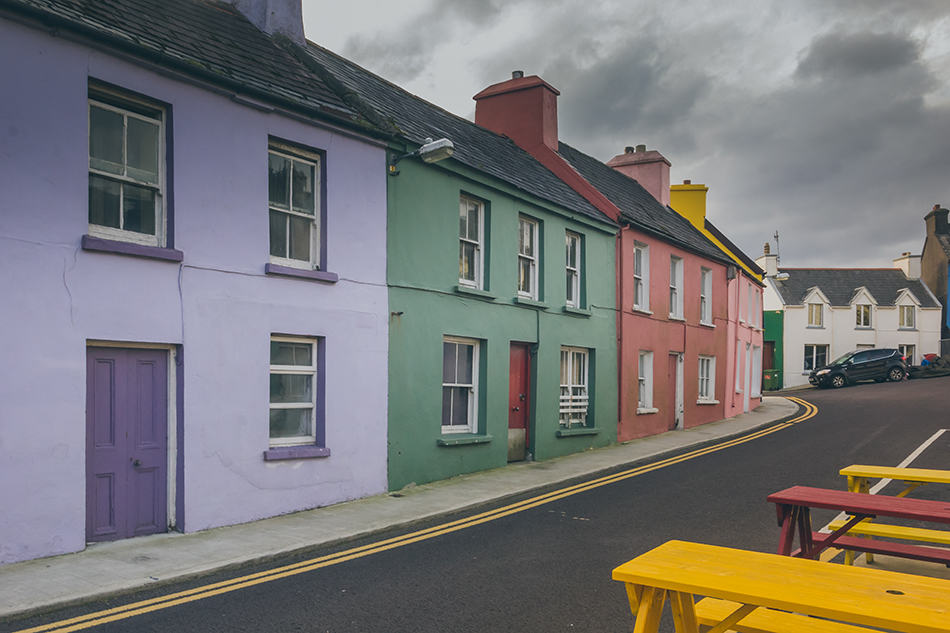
[809,349,907,388]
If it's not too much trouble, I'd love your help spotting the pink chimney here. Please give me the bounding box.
[607,145,671,207]
[473,71,560,151]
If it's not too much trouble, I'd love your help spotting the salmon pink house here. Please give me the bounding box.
[670,182,765,418]
[473,73,743,441]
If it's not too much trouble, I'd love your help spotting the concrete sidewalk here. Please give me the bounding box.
[0,397,799,620]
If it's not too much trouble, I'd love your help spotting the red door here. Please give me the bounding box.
[763,341,775,370]
[508,343,531,462]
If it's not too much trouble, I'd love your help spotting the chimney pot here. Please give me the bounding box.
[936,204,943,211]
[624,146,635,154]
[511,70,524,79]
[635,144,647,153]
[683,179,691,185]
[764,243,770,255]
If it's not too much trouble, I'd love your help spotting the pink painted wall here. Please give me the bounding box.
[618,227,729,441]
[723,275,764,418]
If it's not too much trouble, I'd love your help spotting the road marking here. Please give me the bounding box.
[819,428,948,562]
[15,398,818,633]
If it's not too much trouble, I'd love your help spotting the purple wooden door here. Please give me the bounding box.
[86,347,168,542]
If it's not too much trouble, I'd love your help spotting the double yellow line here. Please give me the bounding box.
[17,397,817,633]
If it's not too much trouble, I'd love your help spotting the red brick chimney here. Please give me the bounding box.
[607,145,671,207]
[473,71,560,151]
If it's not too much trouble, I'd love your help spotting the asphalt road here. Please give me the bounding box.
[6,377,950,633]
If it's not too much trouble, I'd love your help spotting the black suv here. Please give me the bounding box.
[809,348,907,388]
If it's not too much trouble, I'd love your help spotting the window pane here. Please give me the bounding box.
[459,242,476,282]
[634,249,642,275]
[458,204,468,239]
[89,106,124,174]
[270,374,313,403]
[292,159,316,214]
[89,175,120,228]
[268,153,291,209]
[451,386,469,427]
[466,204,479,241]
[441,388,453,426]
[271,341,294,365]
[442,342,457,383]
[566,271,575,302]
[292,343,312,366]
[573,352,586,386]
[126,117,159,184]
[816,346,827,367]
[122,183,156,235]
[269,408,312,439]
[270,210,287,257]
[289,214,311,262]
[519,258,531,293]
[456,343,473,384]
[560,350,569,384]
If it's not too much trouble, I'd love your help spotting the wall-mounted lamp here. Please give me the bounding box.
[389,137,455,176]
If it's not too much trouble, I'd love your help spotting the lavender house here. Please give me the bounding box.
[0,0,389,564]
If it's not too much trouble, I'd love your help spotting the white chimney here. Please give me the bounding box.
[755,242,779,277]
[893,251,921,279]
[229,0,305,44]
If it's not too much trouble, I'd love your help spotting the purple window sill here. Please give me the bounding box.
[81,235,183,262]
[263,445,331,461]
[265,263,339,283]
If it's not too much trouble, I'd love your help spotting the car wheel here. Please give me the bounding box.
[830,374,846,388]
[888,367,905,382]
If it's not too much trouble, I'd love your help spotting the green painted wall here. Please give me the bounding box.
[763,310,784,390]
[387,157,618,490]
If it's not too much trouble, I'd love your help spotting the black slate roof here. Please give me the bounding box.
[3,0,369,130]
[557,143,733,265]
[772,268,939,307]
[303,43,615,226]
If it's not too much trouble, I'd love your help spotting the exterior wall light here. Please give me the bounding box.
[389,137,455,176]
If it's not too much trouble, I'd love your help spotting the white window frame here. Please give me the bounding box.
[807,303,823,327]
[735,340,744,393]
[559,347,590,428]
[517,216,539,299]
[669,256,684,319]
[747,284,755,327]
[269,336,317,447]
[88,90,166,247]
[751,346,762,397]
[459,196,484,289]
[855,304,872,328]
[442,337,479,434]
[268,143,321,270]
[700,268,712,325]
[698,355,716,403]
[638,351,655,412]
[899,305,916,329]
[804,344,829,372]
[634,243,650,312]
[565,231,581,308]
[899,344,915,365]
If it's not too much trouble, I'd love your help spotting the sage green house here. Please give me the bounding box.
[306,46,619,489]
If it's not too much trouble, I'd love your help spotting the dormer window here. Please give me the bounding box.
[855,304,871,328]
[807,302,823,327]
[899,305,916,329]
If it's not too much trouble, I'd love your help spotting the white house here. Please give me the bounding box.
[756,251,941,388]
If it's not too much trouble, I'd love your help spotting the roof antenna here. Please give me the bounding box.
[773,230,780,265]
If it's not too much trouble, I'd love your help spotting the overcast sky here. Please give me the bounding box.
[304,1,950,268]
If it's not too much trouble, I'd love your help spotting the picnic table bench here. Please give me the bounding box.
[768,485,950,565]
[834,465,950,564]
[612,540,950,633]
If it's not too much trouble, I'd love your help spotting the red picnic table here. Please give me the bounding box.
[767,485,950,565]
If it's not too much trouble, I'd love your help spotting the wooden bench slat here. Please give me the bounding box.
[695,598,879,633]
[812,532,950,565]
[840,465,950,484]
[767,486,950,524]
[826,520,950,546]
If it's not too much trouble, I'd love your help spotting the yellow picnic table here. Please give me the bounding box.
[612,540,950,633]
[836,465,950,564]
[841,464,950,496]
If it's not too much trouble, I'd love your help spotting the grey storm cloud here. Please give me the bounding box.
[796,31,921,79]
